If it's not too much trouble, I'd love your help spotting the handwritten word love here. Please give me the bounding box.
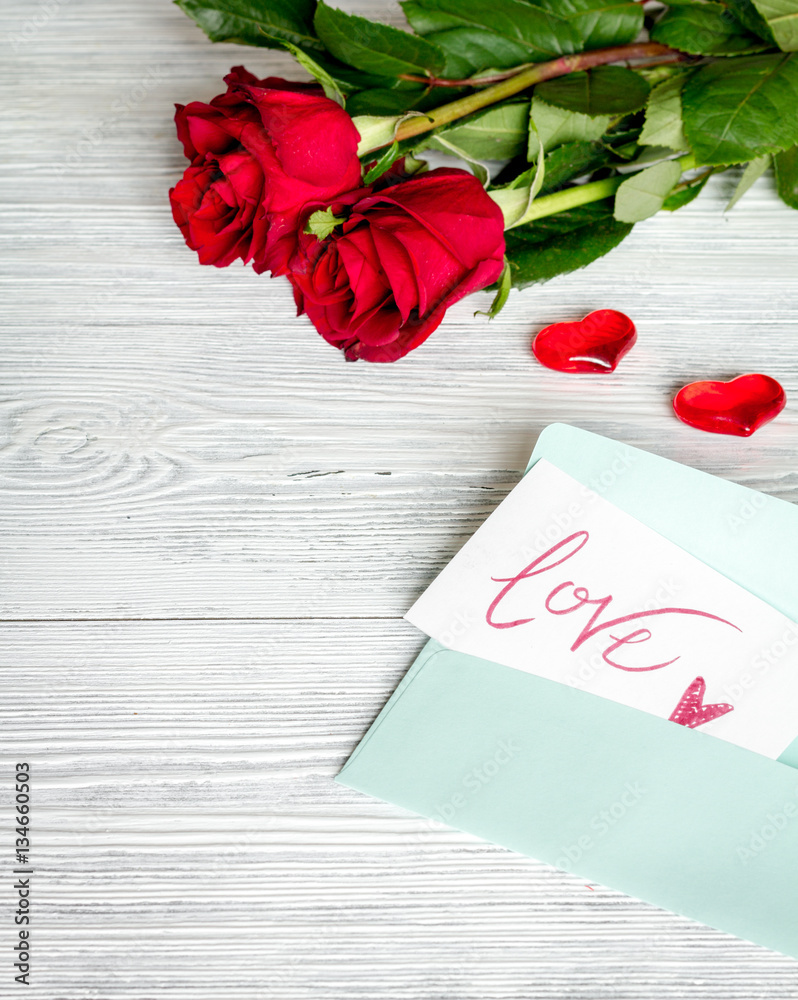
[485,531,741,671]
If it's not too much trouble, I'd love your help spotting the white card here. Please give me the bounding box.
[406,460,798,759]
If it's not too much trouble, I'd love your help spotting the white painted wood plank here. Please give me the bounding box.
[4,194,798,617]
[2,401,796,617]
[3,620,798,999]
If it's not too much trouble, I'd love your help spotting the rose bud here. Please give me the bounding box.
[169,66,363,275]
[289,168,506,363]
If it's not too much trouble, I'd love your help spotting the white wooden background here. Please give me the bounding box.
[3,0,798,996]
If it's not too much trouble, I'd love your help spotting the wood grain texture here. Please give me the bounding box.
[4,621,798,1000]
[2,0,798,996]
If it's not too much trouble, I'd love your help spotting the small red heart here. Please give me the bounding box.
[673,374,786,437]
[532,310,636,373]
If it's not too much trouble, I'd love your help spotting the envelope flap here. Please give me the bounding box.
[338,641,798,958]
[529,424,798,619]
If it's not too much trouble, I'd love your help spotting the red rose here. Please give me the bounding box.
[169,67,363,274]
[289,168,506,362]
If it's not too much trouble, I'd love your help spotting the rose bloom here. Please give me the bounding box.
[169,67,362,274]
[289,168,506,362]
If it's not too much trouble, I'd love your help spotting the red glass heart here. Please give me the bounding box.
[673,374,786,437]
[532,309,636,373]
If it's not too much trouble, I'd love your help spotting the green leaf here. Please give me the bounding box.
[476,259,512,317]
[395,18,484,78]
[345,87,433,117]
[535,67,651,116]
[305,207,346,240]
[530,96,611,152]
[726,0,778,42]
[504,201,634,287]
[750,0,798,49]
[532,0,644,50]
[419,102,530,162]
[315,2,446,77]
[307,54,401,94]
[363,142,402,184]
[418,31,510,77]
[538,140,614,193]
[774,144,798,205]
[639,74,690,151]
[682,53,798,164]
[353,115,403,156]
[426,135,491,184]
[601,130,644,160]
[355,110,438,155]
[650,3,767,55]
[614,158,683,221]
[400,0,580,74]
[174,0,322,49]
[279,41,345,104]
[662,169,711,209]
[726,154,772,208]
[490,124,546,227]
[504,200,612,243]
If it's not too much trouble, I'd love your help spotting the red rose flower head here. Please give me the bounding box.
[169,67,363,275]
[289,168,507,362]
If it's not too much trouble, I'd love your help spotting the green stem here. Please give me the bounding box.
[521,176,623,222]
[515,153,697,225]
[392,42,683,146]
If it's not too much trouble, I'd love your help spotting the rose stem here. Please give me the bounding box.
[391,43,683,146]
[512,153,697,224]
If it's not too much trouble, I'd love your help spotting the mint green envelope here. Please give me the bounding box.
[337,424,798,958]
